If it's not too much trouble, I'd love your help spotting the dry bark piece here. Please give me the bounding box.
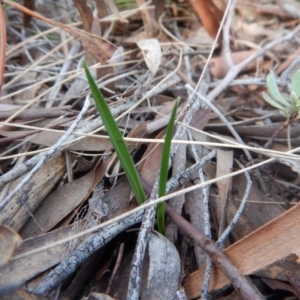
[0,224,79,288]
[183,201,300,298]
[0,154,66,232]
[0,225,22,267]
[3,0,117,64]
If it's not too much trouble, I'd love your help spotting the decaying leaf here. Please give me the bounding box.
[137,39,161,75]
[187,0,225,39]
[0,224,78,288]
[0,225,22,267]
[184,201,300,298]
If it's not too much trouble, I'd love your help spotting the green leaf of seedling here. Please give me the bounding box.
[262,92,289,118]
[83,62,146,205]
[291,69,300,98]
[290,90,299,110]
[266,70,289,108]
[157,99,179,234]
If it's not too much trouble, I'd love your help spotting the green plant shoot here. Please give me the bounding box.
[83,62,146,205]
[157,100,179,234]
[262,70,300,121]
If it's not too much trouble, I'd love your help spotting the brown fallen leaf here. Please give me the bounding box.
[0,289,48,300]
[0,225,22,267]
[210,50,262,78]
[187,0,225,40]
[183,201,300,299]
[3,0,117,64]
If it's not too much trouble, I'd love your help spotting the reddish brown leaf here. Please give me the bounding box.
[187,0,224,39]
[3,0,117,64]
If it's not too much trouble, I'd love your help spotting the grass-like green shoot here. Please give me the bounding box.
[157,100,178,234]
[83,62,146,205]
[84,63,178,233]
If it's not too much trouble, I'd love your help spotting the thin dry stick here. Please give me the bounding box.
[106,243,125,294]
[165,204,265,300]
[0,2,6,93]
[216,159,252,248]
[222,0,237,69]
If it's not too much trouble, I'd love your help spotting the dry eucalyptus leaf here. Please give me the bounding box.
[0,289,48,300]
[84,292,116,300]
[0,225,22,267]
[141,231,180,300]
[136,39,161,75]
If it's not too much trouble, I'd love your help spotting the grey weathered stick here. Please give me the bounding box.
[188,132,212,300]
[216,160,252,248]
[30,156,214,295]
[126,73,210,299]
[186,84,268,194]
[0,95,90,210]
[32,209,145,295]
[165,204,265,300]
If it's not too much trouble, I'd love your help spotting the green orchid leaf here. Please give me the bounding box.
[83,62,146,205]
[266,70,289,108]
[157,99,179,234]
[291,69,300,98]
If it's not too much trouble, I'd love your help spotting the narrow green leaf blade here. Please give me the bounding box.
[291,69,300,98]
[83,63,146,205]
[266,70,289,108]
[157,99,179,234]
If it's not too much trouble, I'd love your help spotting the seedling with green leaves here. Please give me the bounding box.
[262,70,300,149]
[83,62,178,234]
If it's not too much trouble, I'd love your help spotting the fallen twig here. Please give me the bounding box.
[165,204,265,300]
